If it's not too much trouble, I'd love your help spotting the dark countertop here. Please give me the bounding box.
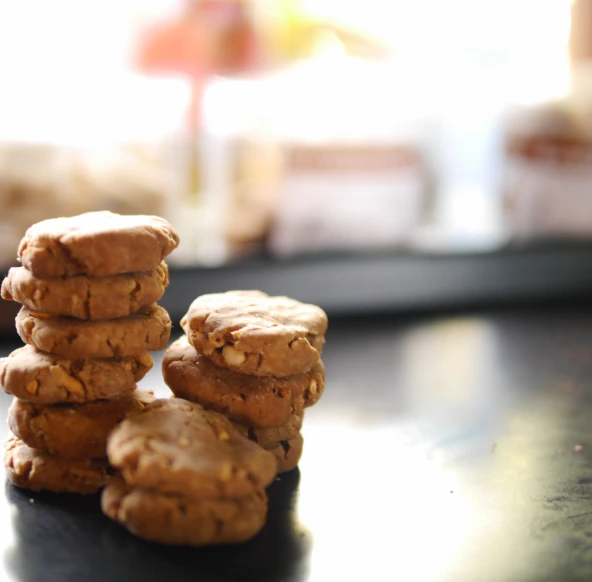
[3,306,592,582]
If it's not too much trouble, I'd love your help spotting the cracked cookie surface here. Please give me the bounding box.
[232,413,303,447]
[102,476,267,546]
[264,433,304,474]
[181,290,328,377]
[4,434,109,494]
[0,345,152,403]
[2,263,168,320]
[107,398,277,499]
[9,390,155,459]
[162,335,324,428]
[16,305,171,358]
[17,211,179,277]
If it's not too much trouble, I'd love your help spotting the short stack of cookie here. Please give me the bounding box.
[102,398,278,545]
[0,211,179,494]
[163,290,328,474]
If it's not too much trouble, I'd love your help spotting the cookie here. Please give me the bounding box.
[8,390,155,459]
[107,399,277,499]
[232,413,303,448]
[17,211,179,277]
[2,263,168,320]
[162,335,325,428]
[4,434,108,494]
[16,305,171,358]
[102,477,267,546]
[0,345,152,403]
[264,433,304,474]
[181,291,328,377]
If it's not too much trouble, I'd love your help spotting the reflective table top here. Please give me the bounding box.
[2,307,592,582]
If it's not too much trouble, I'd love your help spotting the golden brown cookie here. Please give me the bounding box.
[17,211,179,277]
[4,434,109,494]
[8,390,155,459]
[102,477,267,546]
[107,399,277,499]
[181,291,327,377]
[0,345,152,403]
[232,413,303,448]
[16,305,171,358]
[2,263,169,320]
[264,433,304,474]
[162,336,324,428]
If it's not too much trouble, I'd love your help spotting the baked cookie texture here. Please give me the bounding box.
[165,289,329,482]
[15,305,171,358]
[17,211,179,277]
[102,477,268,546]
[4,208,326,547]
[2,263,168,320]
[3,211,179,499]
[232,413,303,448]
[181,290,327,377]
[162,335,324,428]
[103,399,276,545]
[264,434,304,474]
[0,345,152,403]
[107,399,277,499]
[8,390,155,459]
[4,434,108,494]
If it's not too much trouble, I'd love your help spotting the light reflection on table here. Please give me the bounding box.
[2,308,592,581]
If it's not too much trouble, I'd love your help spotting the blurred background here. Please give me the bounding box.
[2,0,592,325]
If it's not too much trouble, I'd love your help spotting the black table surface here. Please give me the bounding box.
[3,307,592,582]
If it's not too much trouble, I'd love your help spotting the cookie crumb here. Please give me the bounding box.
[450,490,454,494]
[574,444,584,453]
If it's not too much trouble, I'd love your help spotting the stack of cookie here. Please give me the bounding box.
[1,211,179,493]
[102,398,277,545]
[163,290,328,473]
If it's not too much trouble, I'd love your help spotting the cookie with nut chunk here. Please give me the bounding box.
[4,433,109,494]
[17,211,179,277]
[2,263,168,320]
[0,345,152,403]
[102,476,268,546]
[181,291,327,377]
[8,390,155,459]
[16,305,171,358]
[162,335,324,428]
[107,398,277,499]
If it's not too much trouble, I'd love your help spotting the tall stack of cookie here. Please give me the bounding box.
[0,211,179,494]
[163,290,328,474]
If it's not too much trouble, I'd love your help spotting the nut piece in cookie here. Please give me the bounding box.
[4,434,108,494]
[8,390,155,459]
[2,263,169,320]
[107,398,277,499]
[0,345,152,403]
[18,211,179,277]
[162,335,325,428]
[15,305,171,358]
[102,477,268,546]
[181,291,328,377]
